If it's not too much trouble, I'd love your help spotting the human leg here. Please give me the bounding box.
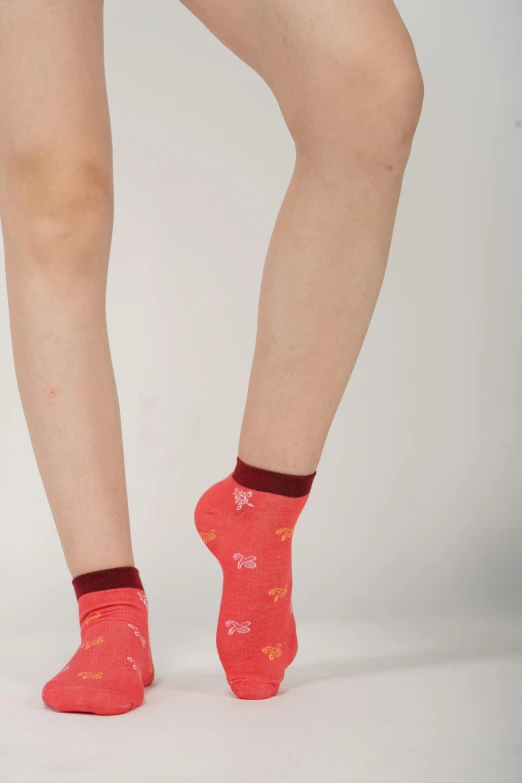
[0,0,152,714]
[188,0,423,697]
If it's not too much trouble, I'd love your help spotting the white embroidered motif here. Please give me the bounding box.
[225,620,251,636]
[127,656,140,674]
[137,592,148,608]
[233,553,257,570]
[128,623,147,647]
[60,663,70,673]
[233,488,254,510]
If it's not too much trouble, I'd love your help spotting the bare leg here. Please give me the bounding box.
[182,0,423,473]
[0,0,153,717]
[0,0,133,576]
[190,0,423,699]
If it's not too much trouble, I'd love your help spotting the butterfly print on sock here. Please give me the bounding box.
[233,553,257,569]
[225,620,251,636]
[262,643,282,661]
[268,585,288,602]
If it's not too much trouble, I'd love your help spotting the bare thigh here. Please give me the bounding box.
[180,0,420,147]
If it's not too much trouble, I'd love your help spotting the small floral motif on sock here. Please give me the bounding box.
[200,529,217,545]
[128,623,147,647]
[233,553,257,570]
[127,656,140,673]
[60,664,70,673]
[77,671,103,680]
[84,611,101,626]
[233,488,254,510]
[268,585,288,603]
[81,636,104,650]
[225,620,251,636]
[137,592,148,608]
[276,527,294,542]
[262,643,282,661]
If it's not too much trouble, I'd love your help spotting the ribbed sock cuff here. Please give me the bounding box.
[232,457,316,498]
[72,566,143,600]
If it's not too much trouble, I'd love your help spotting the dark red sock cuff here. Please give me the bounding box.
[233,457,316,498]
[72,567,143,600]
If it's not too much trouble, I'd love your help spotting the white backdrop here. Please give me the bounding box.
[1,0,521,636]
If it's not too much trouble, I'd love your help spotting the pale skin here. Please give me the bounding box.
[0,0,423,576]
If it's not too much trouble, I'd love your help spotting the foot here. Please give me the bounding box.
[195,459,314,700]
[42,587,153,716]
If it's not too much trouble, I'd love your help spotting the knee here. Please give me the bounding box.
[279,31,424,174]
[3,149,113,278]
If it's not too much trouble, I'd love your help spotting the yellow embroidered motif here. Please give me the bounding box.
[77,671,103,680]
[276,527,294,542]
[262,643,282,661]
[268,585,288,603]
[84,612,101,626]
[199,529,216,545]
[81,636,104,650]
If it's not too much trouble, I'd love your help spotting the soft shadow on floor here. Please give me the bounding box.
[284,645,522,690]
[155,644,522,699]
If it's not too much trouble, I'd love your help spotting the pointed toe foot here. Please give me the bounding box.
[228,678,281,700]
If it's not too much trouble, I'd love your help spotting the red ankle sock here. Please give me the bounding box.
[42,567,154,716]
[195,458,315,700]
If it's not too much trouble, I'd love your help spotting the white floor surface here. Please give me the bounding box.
[0,618,521,783]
